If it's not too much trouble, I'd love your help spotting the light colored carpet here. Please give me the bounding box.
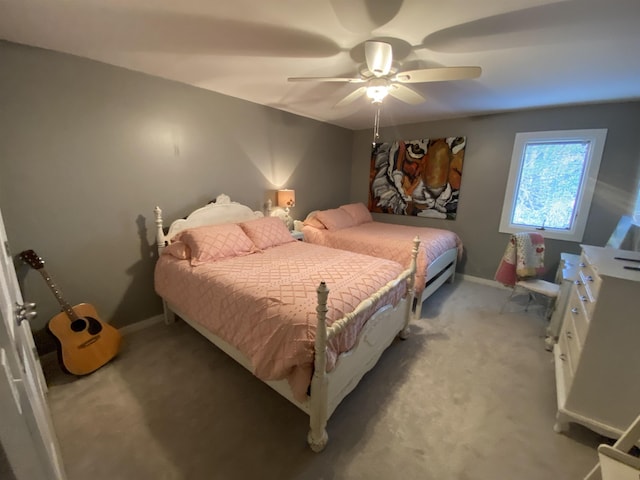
[42,279,604,479]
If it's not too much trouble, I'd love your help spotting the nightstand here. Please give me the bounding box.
[291,230,304,241]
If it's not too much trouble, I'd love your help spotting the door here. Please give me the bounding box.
[0,207,66,480]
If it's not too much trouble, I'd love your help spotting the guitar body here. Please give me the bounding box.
[47,302,122,375]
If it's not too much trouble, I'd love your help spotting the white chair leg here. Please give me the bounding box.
[500,287,518,314]
[523,291,534,312]
[583,464,601,480]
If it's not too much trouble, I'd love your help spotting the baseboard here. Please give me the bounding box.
[458,273,511,291]
[118,315,164,336]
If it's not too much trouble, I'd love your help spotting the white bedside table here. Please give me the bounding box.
[291,230,304,241]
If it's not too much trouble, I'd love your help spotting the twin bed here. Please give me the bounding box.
[300,202,462,318]
[153,194,419,451]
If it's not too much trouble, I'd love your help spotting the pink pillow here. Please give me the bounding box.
[339,203,373,225]
[162,241,191,260]
[315,208,356,230]
[303,211,326,229]
[240,216,295,250]
[173,223,259,266]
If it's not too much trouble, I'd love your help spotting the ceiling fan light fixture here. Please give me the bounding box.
[366,86,389,103]
[366,78,390,104]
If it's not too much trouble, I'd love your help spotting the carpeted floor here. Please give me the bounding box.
[42,279,605,479]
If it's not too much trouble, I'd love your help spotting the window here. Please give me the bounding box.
[499,129,607,241]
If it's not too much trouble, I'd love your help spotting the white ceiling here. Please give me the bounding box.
[2,0,640,130]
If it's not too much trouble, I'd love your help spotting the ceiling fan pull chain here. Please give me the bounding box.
[372,104,382,146]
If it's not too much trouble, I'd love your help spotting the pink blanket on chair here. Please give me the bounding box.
[494,232,545,286]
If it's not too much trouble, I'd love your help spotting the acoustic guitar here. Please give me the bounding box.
[19,249,122,375]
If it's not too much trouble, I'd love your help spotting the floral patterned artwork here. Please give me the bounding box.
[368,137,466,219]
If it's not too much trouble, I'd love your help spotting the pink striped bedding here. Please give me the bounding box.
[302,222,462,293]
[154,241,407,401]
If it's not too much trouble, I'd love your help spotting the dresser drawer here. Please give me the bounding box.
[561,314,582,366]
[573,280,596,322]
[578,252,601,300]
[565,287,590,345]
[556,329,574,388]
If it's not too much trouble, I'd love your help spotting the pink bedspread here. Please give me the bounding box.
[154,241,407,402]
[302,222,462,293]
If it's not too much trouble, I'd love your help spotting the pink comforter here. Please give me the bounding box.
[154,241,407,401]
[302,222,462,293]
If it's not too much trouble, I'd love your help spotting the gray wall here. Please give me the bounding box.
[0,41,353,352]
[350,103,640,280]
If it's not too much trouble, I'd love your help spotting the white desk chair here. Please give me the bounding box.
[584,414,640,480]
[501,278,560,318]
[496,232,560,320]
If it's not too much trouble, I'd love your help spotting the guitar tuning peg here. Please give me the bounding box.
[24,302,36,310]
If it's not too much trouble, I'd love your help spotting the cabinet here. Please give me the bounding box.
[553,245,640,439]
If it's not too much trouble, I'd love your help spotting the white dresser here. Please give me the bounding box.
[554,245,640,439]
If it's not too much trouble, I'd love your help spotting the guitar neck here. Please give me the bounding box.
[37,268,78,322]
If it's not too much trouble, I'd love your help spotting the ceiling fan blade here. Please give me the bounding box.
[288,76,364,83]
[364,41,392,77]
[388,84,425,105]
[393,66,482,83]
[335,86,367,107]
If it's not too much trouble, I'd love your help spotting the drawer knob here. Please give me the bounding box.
[566,331,573,339]
[559,353,567,361]
[571,307,578,314]
[574,280,582,285]
[585,275,593,282]
[579,262,586,267]
[580,295,588,302]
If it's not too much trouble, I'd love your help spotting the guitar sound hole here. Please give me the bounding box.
[87,317,103,335]
[70,318,87,332]
[70,317,103,335]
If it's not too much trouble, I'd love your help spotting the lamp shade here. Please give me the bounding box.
[277,189,296,208]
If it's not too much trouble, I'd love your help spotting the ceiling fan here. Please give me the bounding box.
[288,40,482,107]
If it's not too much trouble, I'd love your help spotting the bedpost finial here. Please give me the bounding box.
[316,281,329,316]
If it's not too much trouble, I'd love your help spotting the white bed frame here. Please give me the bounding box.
[154,194,418,452]
[415,247,457,319]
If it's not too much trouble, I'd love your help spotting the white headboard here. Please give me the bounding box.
[154,193,264,253]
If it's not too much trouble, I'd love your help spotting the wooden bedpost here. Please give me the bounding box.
[308,281,330,452]
[399,236,420,339]
[154,206,166,255]
[153,206,175,324]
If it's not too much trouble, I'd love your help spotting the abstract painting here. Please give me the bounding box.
[368,137,466,219]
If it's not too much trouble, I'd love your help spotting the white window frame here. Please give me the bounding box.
[499,129,607,242]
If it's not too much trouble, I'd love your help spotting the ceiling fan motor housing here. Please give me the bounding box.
[365,41,393,77]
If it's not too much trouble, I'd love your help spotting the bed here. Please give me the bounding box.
[299,202,462,319]
[153,194,419,452]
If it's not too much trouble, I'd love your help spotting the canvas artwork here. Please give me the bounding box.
[368,137,466,219]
